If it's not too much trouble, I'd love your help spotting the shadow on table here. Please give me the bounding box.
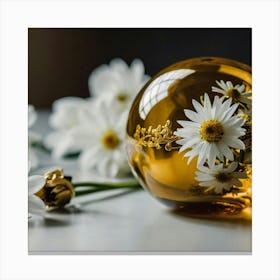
[169,209,252,226]
[28,216,73,227]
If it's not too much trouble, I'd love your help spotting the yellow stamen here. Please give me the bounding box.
[215,172,232,183]
[117,93,128,102]
[227,88,241,101]
[200,119,224,142]
[102,131,119,150]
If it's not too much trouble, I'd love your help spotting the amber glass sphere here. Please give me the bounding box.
[126,57,252,219]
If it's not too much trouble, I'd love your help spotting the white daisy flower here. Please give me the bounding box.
[28,105,41,170]
[174,93,246,167]
[195,162,247,194]
[45,97,92,158]
[76,98,131,178]
[211,80,251,106]
[88,58,150,111]
[28,175,46,219]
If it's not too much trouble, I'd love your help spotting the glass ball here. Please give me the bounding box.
[126,57,252,219]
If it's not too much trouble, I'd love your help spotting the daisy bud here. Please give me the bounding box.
[34,169,75,208]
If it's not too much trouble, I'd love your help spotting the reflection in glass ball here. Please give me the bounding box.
[126,57,252,219]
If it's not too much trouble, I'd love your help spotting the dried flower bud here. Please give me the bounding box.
[34,169,75,208]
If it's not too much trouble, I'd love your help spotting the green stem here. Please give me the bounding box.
[73,181,140,188]
[72,180,141,197]
[31,141,51,154]
[74,185,141,197]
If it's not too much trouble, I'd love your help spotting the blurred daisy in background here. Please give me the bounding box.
[77,98,131,178]
[195,162,247,194]
[45,58,149,178]
[28,105,41,170]
[88,58,150,111]
[175,93,246,168]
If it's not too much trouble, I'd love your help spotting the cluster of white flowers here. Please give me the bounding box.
[45,58,150,178]
[175,80,252,194]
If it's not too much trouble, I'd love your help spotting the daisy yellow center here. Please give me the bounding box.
[215,172,232,183]
[227,88,241,101]
[117,92,128,102]
[200,120,224,142]
[102,131,119,150]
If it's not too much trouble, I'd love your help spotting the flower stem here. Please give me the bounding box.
[32,141,51,154]
[73,181,142,197]
[73,181,140,188]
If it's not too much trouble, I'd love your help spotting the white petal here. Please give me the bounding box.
[198,142,211,166]
[195,173,213,181]
[180,136,201,149]
[186,142,203,164]
[237,84,245,92]
[179,143,191,153]
[226,81,233,89]
[218,98,232,120]
[222,145,234,161]
[95,156,108,176]
[28,175,45,195]
[88,58,148,100]
[177,121,201,131]
[106,160,119,177]
[184,109,201,123]
[52,96,86,111]
[88,65,112,96]
[199,181,215,187]
[207,143,218,168]
[203,93,212,115]
[223,116,245,128]
[225,137,245,150]
[221,103,239,122]
[192,99,204,113]
[217,80,228,91]
[28,195,45,216]
[211,86,225,94]
[130,59,145,80]
[196,165,210,173]
[79,147,103,170]
[177,120,200,129]
[176,138,187,146]
[217,142,234,161]
[110,58,129,73]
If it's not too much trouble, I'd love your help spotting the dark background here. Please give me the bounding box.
[28,28,252,108]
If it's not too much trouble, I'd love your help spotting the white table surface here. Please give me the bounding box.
[28,110,251,254]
